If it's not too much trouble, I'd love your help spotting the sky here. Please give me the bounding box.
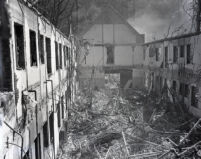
[128,0,193,42]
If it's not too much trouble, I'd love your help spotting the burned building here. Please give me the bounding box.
[0,0,77,159]
[79,4,145,90]
[143,32,201,118]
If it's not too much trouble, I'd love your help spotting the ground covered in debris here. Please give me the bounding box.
[57,76,201,159]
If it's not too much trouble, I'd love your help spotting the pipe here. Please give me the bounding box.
[46,80,55,159]
[6,142,29,159]
[4,121,24,159]
[28,90,37,101]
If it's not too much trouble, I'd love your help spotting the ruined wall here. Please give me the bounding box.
[0,1,76,159]
[143,33,201,118]
[83,23,144,67]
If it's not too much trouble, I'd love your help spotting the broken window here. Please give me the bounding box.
[67,85,71,101]
[61,96,64,119]
[179,83,185,96]
[173,46,178,63]
[46,37,52,75]
[155,48,159,61]
[186,44,192,64]
[39,34,45,64]
[191,86,198,107]
[179,83,189,97]
[30,30,37,66]
[184,84,189,97]
[43,121,49,148]
[59,44,62,69]
[67,47,70,67]
[63,46,66,67]
[106,45,114,64]
[14,23,25,69]
[1,39,12,91]
[65,90,68,110]
[49,112,54,143]
[34,134,41,159]
[180,45,184,58]
[164,47,168,68]
[57,102,61,127]
[172,80,177,92]
[159,76,163,91]
[55,42,59,70]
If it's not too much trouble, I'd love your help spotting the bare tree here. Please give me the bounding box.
[34,0,76,35]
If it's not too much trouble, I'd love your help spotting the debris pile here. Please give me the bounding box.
[58,75,201,159]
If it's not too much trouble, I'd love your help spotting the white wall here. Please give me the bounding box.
[1,1,75,159]
[114,46,133,66]
[85,46,104,66]
[115,24,136,44]
[83,23,143,67]
[144,34,201,118]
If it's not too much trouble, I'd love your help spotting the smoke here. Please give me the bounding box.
[128,0,193,42]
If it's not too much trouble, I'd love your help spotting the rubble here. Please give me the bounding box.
[57,75,201,159]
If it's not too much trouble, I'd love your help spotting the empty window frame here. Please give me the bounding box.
[61,96,64,119]
[57,102,61,127]
[55,42,59,70]
[164,47,168,68]
[155,48,159,61]
[180,45,184,58]
[30,30,37,66]
[14,23,25,69]
[46,37,52,75]
[172,80,177,92]
[106,45,114,64]
[159,76,163,91]
[59,44,62,69]
[49,112,54,143]
[67,47,70,66]
[67,85,71,101]
[63,46,67,67]
[173,46,178,63]
[191,86,198,107]
[39,35,45,64]
[186,44,192,64]
[179,83,185,96]
[184,84,189,97]
[179,83,189,97]
[65,90,68,111]
[34,134,41,159]
[43,121,49,148]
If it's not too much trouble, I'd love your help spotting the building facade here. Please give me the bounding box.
[0,0,77,159]
[79,4,145,89]
[143,32,201,118]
